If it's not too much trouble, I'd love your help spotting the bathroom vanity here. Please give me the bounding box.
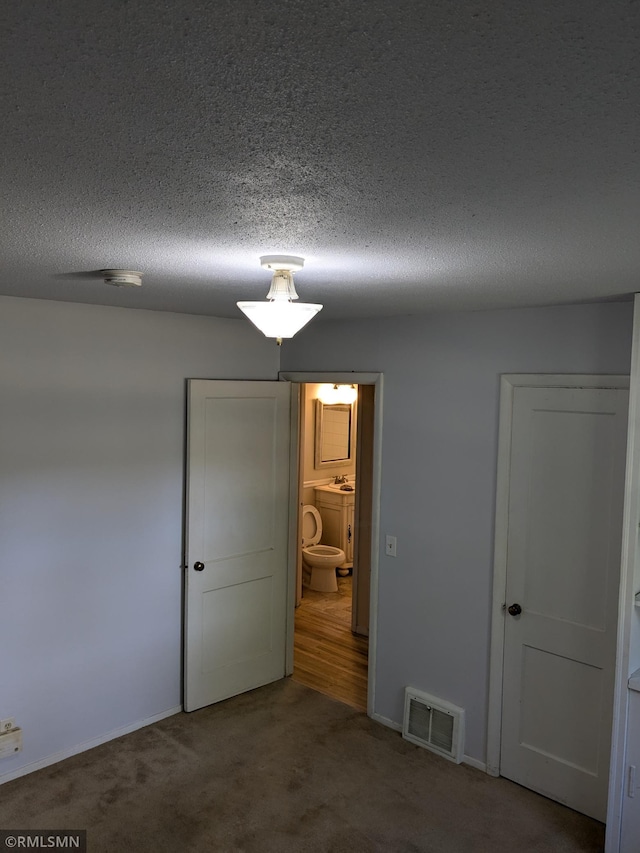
[314,483,355,569]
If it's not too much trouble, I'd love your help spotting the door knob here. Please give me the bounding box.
[193,561,205,571]
[508,603,522,616]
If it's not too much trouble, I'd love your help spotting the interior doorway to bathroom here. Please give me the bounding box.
[290,382,375,711]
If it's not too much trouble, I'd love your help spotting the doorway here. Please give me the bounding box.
[487,375,629,822]
[183,373,382,717]
[279,371,383,717]
[290,382,373,710]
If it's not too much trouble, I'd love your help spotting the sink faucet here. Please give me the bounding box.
[334,474,348,484]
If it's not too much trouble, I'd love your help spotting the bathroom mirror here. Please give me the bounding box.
[314,399,356,468]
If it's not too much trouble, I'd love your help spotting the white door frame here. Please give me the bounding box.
[279,371,383,718]
[608,294,640,853]
[487,375,630,813]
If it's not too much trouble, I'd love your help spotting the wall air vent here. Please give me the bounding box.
[402,687,465,764]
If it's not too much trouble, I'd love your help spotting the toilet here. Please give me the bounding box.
[301,505,346,593]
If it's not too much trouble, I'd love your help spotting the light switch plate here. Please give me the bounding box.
[385,535,397,557]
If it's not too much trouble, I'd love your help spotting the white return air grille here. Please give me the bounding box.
[402,687,465,764]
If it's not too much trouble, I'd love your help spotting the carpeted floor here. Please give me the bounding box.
[0,679,604,852]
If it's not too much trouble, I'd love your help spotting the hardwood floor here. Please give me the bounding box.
[292,577,369,711]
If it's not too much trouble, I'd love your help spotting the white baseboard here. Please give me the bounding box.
[0,705,183,786]
[371,711,402,732]
[462,754,487,772]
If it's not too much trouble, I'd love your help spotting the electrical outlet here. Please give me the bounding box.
[0,718,15,734]
[0,728,22,758]
[385,535,397,557]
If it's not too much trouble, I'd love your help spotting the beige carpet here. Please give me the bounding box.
[0,680,604,852]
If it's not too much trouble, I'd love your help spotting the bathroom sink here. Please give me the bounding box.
[327,482,356,492]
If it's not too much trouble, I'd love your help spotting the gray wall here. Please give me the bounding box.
[0,294,633,778]
[0,295,278,778]
[282,301,634,762]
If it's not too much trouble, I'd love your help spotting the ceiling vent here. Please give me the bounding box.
[100,269,143,287]
[402,687,465,764]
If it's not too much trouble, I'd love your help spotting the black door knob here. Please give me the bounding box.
[508,603,522,616]
[193,561,205,571]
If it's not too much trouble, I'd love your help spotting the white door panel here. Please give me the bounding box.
[501,386,628,821]
[185,380,291,712]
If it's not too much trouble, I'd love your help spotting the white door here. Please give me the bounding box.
[184,379,292,712]
[501,385,628,821]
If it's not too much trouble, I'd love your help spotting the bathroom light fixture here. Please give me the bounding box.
[317,384,358,405]
[237,255,322,345]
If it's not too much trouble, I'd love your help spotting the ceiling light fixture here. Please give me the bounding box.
[237,255,322,345]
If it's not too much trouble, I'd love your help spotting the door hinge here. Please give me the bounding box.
[628,764,636,798]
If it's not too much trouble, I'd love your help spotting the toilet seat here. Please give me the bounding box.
[302,505,322,546]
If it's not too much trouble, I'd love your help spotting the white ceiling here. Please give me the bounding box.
[1,1,638,322]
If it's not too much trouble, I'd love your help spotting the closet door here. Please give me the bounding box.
[500,385,628,821]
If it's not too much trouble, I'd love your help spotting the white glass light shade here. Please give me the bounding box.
[340,384,358,404]
[237,299,322,340]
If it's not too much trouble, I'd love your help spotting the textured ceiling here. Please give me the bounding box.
[1,1,639,321]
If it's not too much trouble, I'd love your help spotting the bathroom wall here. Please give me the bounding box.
[281,300,634,764]
[0,294,278,781]
[301,382,357,507]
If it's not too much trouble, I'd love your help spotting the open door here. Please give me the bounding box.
[184,379,292,712]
